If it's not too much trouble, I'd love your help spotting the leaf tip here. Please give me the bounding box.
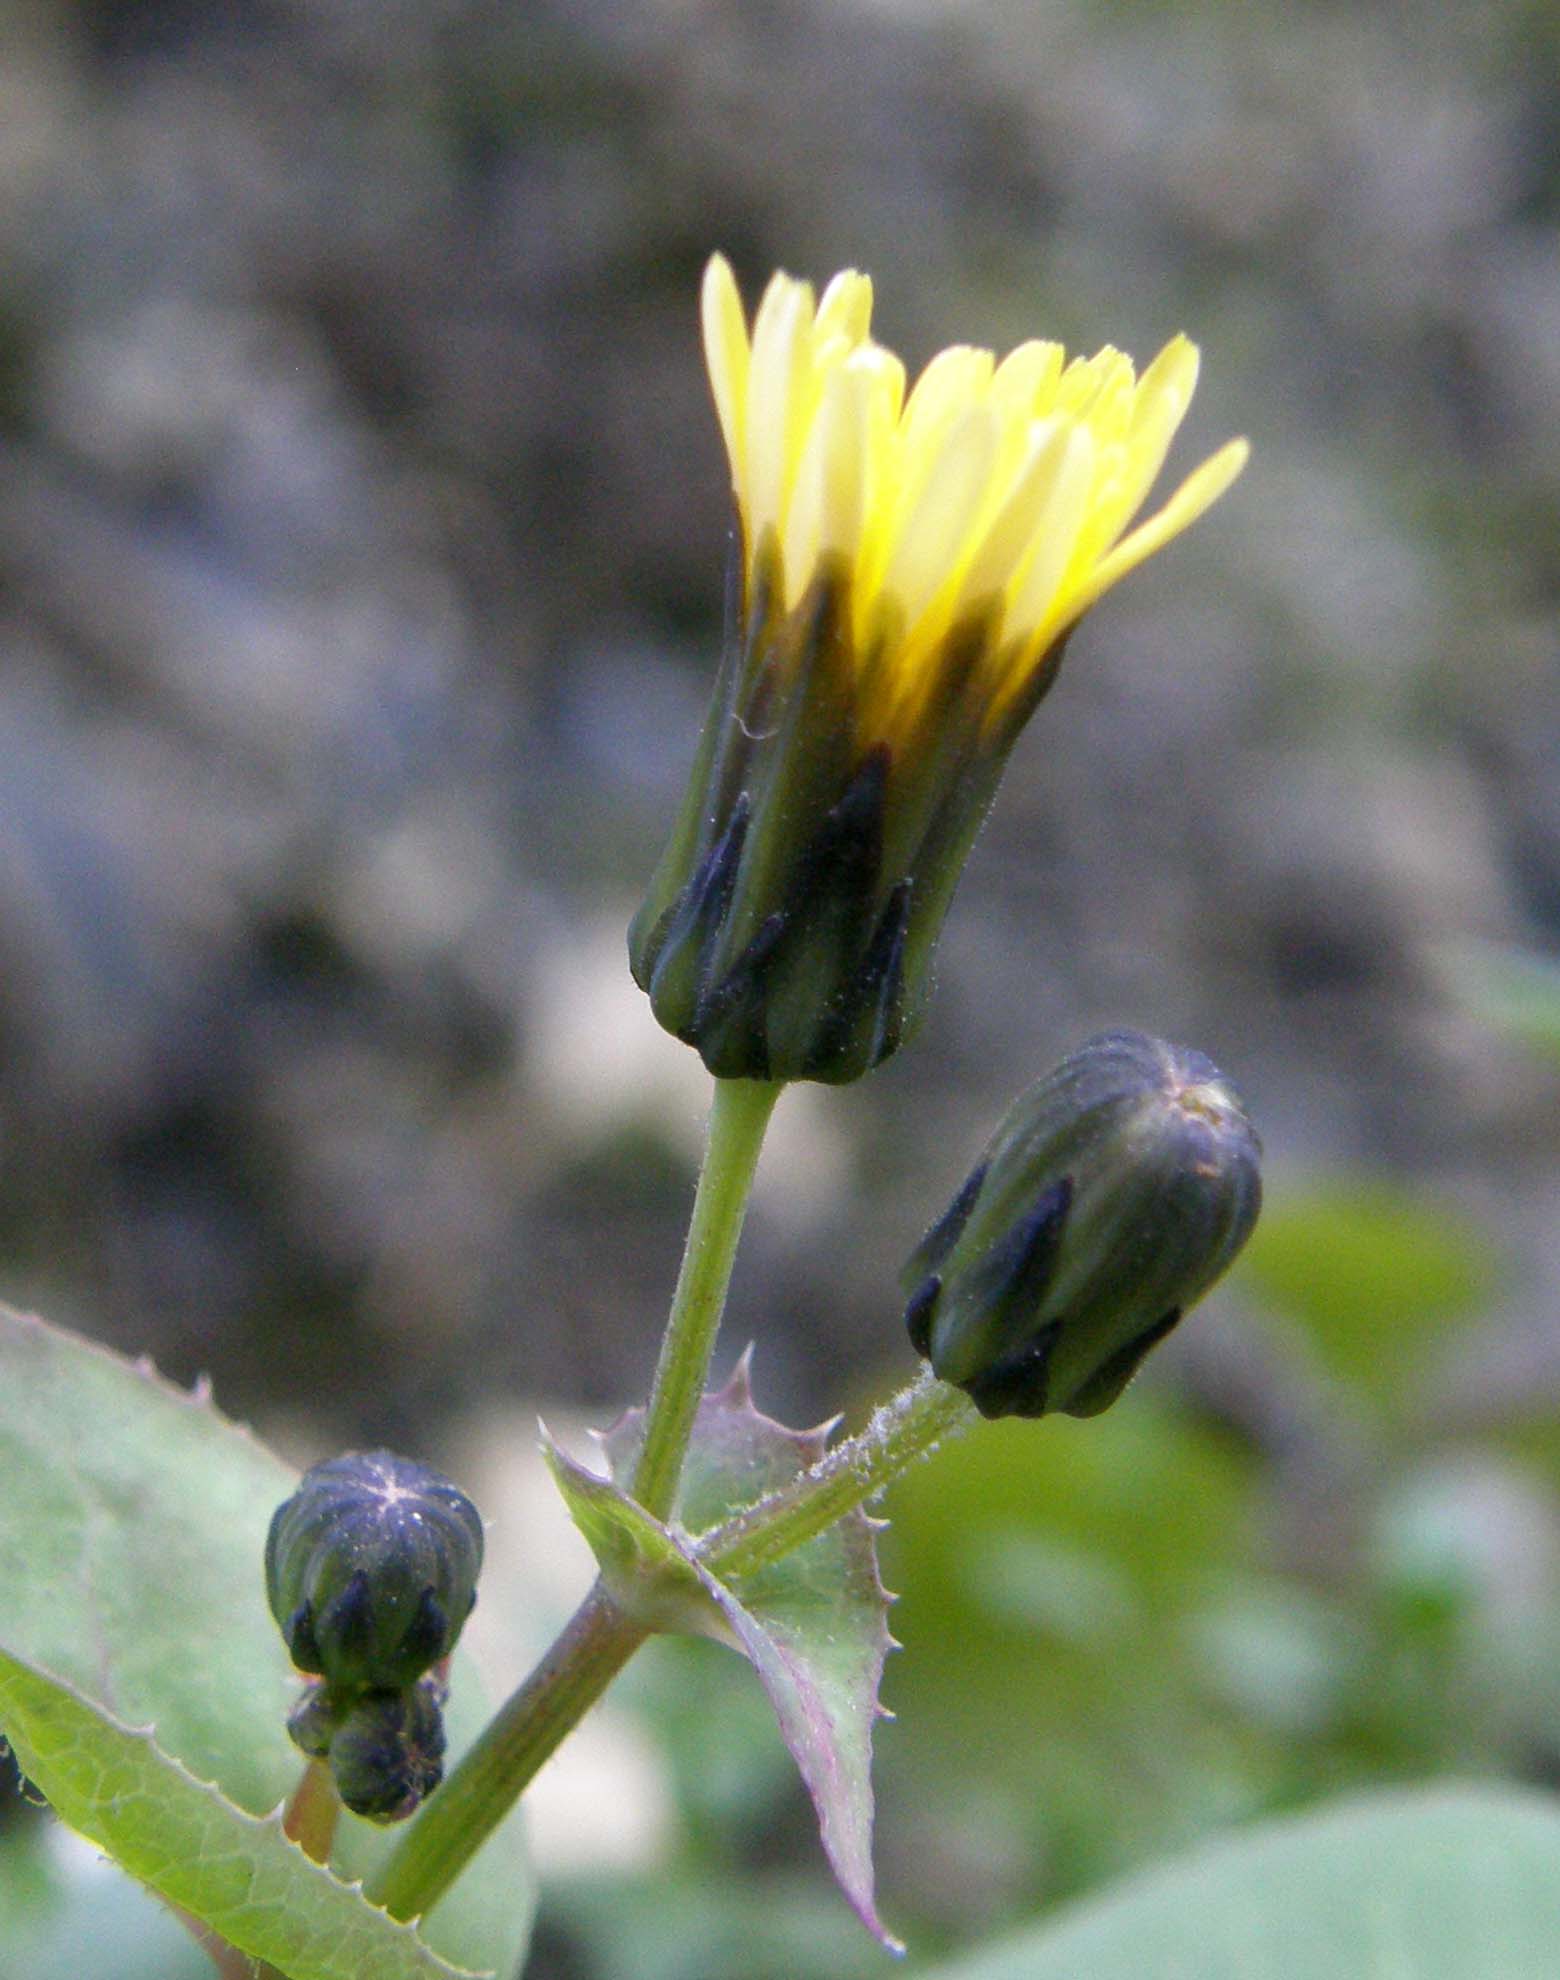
[714,1344,759,1409]
[800,1412,843,1463]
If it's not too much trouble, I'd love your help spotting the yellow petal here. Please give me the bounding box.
[990,340,1065,422]
[1081,360,1137,449]
[783,364,871,606]
[900,346,995,464]
[955,418,1071,611]
[851,345,909,633]
[1053,347,1131,421]
[701,255,750,494]
[1130,334,1201,442]
[744,273,815,551]
[881,404,999,633]
[1100,334,1202,544]
[815,269,874,348]
[1064,436,1249,621]
[1058,436,1129,584]
[1001,425,1099,642]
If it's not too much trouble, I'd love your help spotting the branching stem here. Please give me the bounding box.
[702,1366,976,1577]
[366,1581,646,1923]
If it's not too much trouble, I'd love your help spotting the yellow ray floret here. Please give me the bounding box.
[701,253,1247,726]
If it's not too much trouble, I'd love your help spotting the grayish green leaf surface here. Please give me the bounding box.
[923,1788,1560,1980]
[0,1304,532,1980]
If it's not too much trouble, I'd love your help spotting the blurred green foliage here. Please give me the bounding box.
[1239,1179,1499,1420]
[0,1819,210,1980]
[1448,946,1560,1067]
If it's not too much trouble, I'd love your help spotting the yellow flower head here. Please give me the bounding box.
[631,255,1249,1086]
[702,252,1246,739]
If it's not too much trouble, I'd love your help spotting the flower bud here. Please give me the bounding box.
[326,1681,447,1823]
[285,1680,343,1760]
[904,1030,1261,1419]
[265,1450,483,1693]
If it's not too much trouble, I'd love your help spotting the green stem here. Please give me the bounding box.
[366,1077,779,1925]
[367,1367,965,1931]
[367,1581,646,1922]
[704,1364,977,1578]
[282,1757,340,1866]
[631,1076,781,1519]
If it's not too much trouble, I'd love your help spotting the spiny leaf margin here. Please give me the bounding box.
[548,1352,900,1949]
[0,1646,478,1980]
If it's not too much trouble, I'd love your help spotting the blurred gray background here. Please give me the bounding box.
[7,1,1560,1973]
[0,0,1556,1450]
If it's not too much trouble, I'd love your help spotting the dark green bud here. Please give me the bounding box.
[327,1680,447,1823]
[904,1029,1261,1419]
[265,1450,483,1693]
[285,1680,343,1760]
[628,542,1048,1084]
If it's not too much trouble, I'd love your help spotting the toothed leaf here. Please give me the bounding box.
[553,1354,898,1947]
[0,1303,532,1980]
[0,1650,472,1980]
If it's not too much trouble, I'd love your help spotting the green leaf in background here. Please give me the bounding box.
[0,1304,532,1980]
[880,1398,1272,1908]
[1236,1178,1498,1414]
[550,1862,891,1980]
[549,1352,898,1948]
[919,1787,1560,1979]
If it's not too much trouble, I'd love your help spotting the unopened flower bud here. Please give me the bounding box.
[265,1450,483,1693]
[285,1680,343,1760]
[327,1680,447,1823]
[904,1030,1261,1419]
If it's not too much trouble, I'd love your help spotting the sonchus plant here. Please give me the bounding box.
[0,256,1257,1979]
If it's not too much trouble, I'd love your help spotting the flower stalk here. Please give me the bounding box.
[631,1076,782,1519]
[368,1074,782,1921]
[282,1758,340,1866]
[701,1364,977,1578]
[367,1581,647,1924]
